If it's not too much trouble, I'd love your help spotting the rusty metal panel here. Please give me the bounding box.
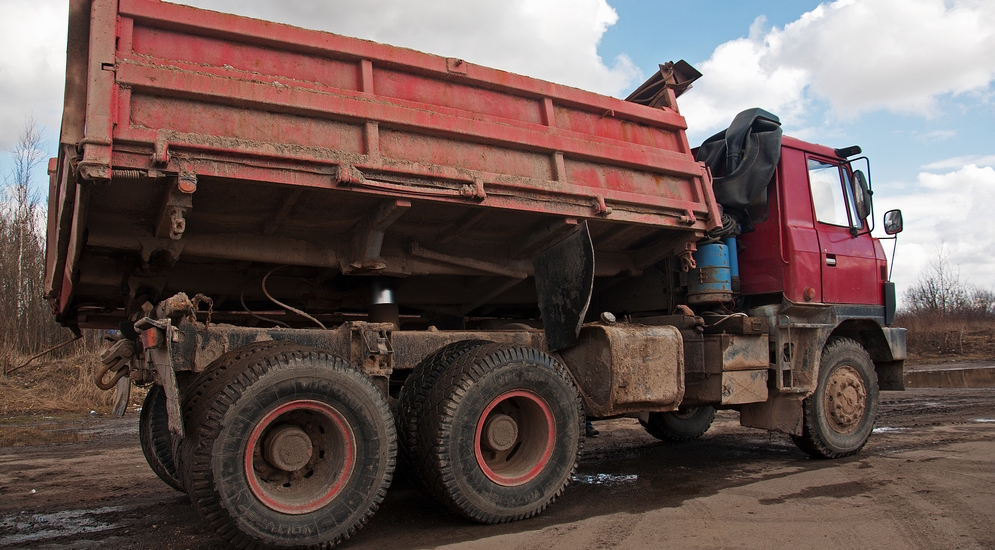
[740,394,805,435]
[49,0,721,325]
[683,369,768,406]
[559,324,684,417]
[719,370,768,405]
[703,333,770,373]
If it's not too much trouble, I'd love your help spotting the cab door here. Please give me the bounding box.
[807,157,880,305]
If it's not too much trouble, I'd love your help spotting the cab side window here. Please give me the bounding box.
[808,158,862,229]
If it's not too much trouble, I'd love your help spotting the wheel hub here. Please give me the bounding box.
[244,400,356,515]
[263,424,313,472]
[824,365,867,434]
[474,390,555,487]
[482,414,519,452]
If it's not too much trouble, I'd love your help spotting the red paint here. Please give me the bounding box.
[244,400,355,515]
[47,0,723,317]
[474,390,555,487]
[739,136,886,307]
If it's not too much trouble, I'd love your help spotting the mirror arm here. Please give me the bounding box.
[888,235,898,282]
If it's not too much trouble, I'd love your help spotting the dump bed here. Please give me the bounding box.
[47,0,718,328]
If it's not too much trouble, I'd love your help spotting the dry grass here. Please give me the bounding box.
[0,352,147,415]
[898,314,995,365]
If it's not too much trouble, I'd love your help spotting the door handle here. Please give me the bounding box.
[826,254,837,267]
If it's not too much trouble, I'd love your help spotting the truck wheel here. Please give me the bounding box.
[174,340,301,486]
[640,406,716,442]
[139,384,183,492]
[396,340,489,493]
[792,338,878,459]
[181,346,395,549]
[418,344,583,523]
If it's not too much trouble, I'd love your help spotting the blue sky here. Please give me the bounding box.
[2,0,993,302]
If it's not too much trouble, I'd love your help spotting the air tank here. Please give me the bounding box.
[687,241,734,304]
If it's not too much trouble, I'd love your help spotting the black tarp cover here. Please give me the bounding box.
[696,108,782,229]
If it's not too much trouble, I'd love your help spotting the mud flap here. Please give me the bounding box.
[534,221,594,351]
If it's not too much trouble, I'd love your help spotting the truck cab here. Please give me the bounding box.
[739,136,891,311]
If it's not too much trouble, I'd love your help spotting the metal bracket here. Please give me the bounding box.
[138,318,185,437]
[351,323,394,378]
[344,199,411,273]
[155,176,195,241]
[362,327,393,357]
[446,58,468,75]
[593,195,612,216]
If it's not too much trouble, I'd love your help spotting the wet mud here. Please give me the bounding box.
[1,388,993,549]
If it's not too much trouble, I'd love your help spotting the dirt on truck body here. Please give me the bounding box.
[45,0,906,547]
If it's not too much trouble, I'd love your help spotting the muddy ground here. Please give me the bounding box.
[1,386,994,550]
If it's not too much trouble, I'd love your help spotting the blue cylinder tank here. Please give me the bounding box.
[687,241,733,304]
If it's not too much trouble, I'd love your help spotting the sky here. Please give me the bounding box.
[1,0,993,304]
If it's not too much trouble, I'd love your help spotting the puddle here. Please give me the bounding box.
[0,506,123,546]
[0,416,136,447]
[872,427,907,434]
[0,424,90,447]
[971,418,995,423]
[572,473,639,486]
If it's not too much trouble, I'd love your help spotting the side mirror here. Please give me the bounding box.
[852,170,872,220]
[884,209,903,235]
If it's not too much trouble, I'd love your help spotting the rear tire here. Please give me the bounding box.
[418,344,583,523]
[180,346,395,549]
[640,406,716,442]
[396,340,489,494]
[792,338,878,459]
[139,384,183,492]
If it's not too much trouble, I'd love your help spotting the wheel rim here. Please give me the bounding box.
[474,390,555,487]
[824,365,867,435]
[244,399,356,514]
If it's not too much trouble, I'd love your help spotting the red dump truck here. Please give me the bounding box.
[47,0,907,547]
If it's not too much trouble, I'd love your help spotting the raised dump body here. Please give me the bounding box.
[47,0,718,330]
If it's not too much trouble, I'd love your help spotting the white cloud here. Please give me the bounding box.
[922,155,995,171]
[681,0,995,135]
[884,164,995,299]
[0,0,68,151]
[0,0,639,159]
[677,24,811,135]
[178,0,641,97]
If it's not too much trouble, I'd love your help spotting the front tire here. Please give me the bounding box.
[792,338,878,459]
[181,346,395,548]
[418,344,583,523]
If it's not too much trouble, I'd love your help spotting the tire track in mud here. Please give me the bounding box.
[0,388,993,549]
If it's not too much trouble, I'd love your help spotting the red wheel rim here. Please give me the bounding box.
[474,390,555,486]
[244,399,356,514]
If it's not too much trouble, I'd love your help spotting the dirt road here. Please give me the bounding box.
[2,387,993,549]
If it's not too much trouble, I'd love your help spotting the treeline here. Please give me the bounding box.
[898,248,995,359]
[901,248,995,322]
[0,122,88,370]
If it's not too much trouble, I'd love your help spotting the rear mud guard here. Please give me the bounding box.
[534,221,595,351]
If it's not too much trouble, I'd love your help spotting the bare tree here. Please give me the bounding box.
[0,119,76,367]
[12,120,45,342]
[904,246,995,321]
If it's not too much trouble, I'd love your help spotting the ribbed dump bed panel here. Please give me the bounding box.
[47,0,718,325]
